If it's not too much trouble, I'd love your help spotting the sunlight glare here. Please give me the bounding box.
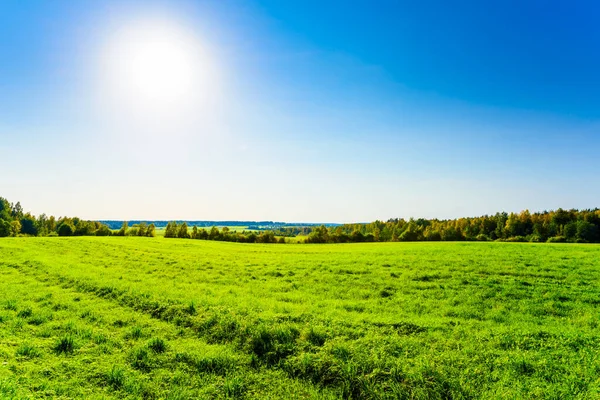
[99,17,218,125]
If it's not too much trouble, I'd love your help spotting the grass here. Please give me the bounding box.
[0,237,599,398]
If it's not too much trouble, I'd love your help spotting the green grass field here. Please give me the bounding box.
[1,238,599,399]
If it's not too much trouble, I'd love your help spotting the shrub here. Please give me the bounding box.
[527,234,543,243]
[547,236,567,243]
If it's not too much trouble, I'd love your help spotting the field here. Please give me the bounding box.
[149,226,256,237]
[0,238,599,399]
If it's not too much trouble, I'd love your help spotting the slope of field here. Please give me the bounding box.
[1,238,599,399]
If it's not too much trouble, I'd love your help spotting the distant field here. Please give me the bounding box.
[1,238,599,399]
[133,226,256,238]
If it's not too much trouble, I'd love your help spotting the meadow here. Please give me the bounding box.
[0,238,599,399]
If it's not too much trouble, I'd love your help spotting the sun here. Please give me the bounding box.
[122,28,196,104]
[99,17,216,119]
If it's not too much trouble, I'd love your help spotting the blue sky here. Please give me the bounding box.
[1,0,599,222]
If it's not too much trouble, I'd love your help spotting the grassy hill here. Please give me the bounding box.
[1,238,599,398]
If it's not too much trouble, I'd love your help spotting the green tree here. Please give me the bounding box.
[117,221,128,237]
[147,224,156,237]
[137,223,148,237]
[164,222,176,238]
[20,214,38,236]
[564,222,577,241]
[208,226,220,240]
[11,202,23,220]
[96,225,112,236]
[0,197,11,221]
[576,220,598,243]
[0,219,11,237]
[10,220,21,236]
[177,222,190,239]
[57,222,75,236]
[75,220,93,236]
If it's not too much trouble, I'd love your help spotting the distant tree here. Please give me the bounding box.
[57,221,75,236]
[47,215,57,233]
[75,220,93,236]
[117,221,128,237]
[0,197,11,221]
[552,208,573,228]
[36,214,48,236]
[424,228,442,241]
[208,226,220,240]
[137,222,148,237]
[96,225,112,236]
[11,202,23,220]
[0,219,11,237]
[306,225,329,243]
[494,212,508,239]
[147,224,156,237]
[563,222,578,241]
[576,220,598,243]
[10,220,21,237]
[177,222,190,239]
[505,213,525,238]
[399,222,423,241]
[164,222,175,238]
[20,214,38,236]
[441,226,463,241]
[191,226,198,239]
[350,230,364,242]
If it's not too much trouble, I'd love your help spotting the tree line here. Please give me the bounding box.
[305,209,600,243]
[2,195,599,244]
[163,222,285,243]
[0,197,154,237]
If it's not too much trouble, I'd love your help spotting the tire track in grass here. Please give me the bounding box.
[10,260,453,400]
[1,262,341,399]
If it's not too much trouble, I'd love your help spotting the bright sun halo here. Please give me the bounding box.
[101,18,213,117]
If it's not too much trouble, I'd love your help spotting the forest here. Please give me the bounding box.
[2,196,599,243]
[302,208,600,243]
[163,209,600,244]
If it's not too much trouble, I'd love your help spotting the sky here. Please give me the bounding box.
[1,0,599,222]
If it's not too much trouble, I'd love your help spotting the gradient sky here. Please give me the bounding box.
[1,0,599,222]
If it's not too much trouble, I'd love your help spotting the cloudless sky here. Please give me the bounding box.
[1,0,599,222]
